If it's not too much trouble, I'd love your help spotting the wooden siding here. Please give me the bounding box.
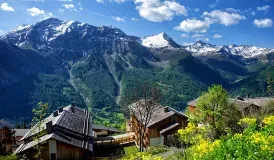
[57,141,86,160]
[130,113,188,148]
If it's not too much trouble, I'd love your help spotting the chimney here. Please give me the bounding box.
[71,102,76,107]
[53,111,58,117]
[46,121,53,134]
[71,107,75,113]
[164,107,169,113]
[58,107,63,113]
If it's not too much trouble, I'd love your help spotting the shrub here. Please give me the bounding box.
[179,115,274,160]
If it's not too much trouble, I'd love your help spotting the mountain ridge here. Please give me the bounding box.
[0,18,273,121]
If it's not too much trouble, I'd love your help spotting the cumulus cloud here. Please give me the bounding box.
[257,5,271,11]
[213,34,223,39]
[180,33,189,38]
[1,3,15,12]
[203,10,246,26]
[174,19,210,33]
[112,16,125,22]
[27,7,45,16]
[253,18,273,28]
[62,4,74,9]
[134,0,187,22]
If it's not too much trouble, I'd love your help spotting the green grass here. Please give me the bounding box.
[124,146,138,156]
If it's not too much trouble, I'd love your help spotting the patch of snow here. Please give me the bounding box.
[48,20,74,41]
[141,32,172,48]
[11,25,31,32]
[185,41,273,58]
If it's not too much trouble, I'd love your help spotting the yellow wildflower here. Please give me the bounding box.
[262,116,274,127]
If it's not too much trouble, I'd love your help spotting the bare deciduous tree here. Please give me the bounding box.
[121,82,162,152]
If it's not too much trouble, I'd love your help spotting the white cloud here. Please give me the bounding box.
[253,18,273,28]
[134,0,187,22]
[213,34,223,39]
[192,34,204,38]
[180,33,189,38]
[194,8,200,12]
[27,7,45,16]
[62,4,74,9]
[96,0,128,3]
[1,3,15,12]
[257,5,271,11]
[174,19,210,33]
[203,10,246,26]
[96,0,104,3]
[131,18,139,21]
[251,11,256,16]
[112,16,125,22]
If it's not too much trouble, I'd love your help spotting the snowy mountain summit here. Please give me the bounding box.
[141,32,180,48]
[184,41,274,59]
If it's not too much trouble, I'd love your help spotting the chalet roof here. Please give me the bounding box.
[160,123,180,135]
[12,129,30,137]
[92,124,123,133]
[15,105,93,154]
[187,98,199,107]
[129,100,188,128]
[0,119,15,129]
[14,131,93,154]
[188,97,274,110]
[21,105,92,141]
[230,97,274,110]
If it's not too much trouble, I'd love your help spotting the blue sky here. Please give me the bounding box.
[0,0,273,48]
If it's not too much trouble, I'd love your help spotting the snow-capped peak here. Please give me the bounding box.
[141,32,180,48]
[184,41,273,58]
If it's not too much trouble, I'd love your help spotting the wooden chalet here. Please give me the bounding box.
[0,119,15,153]
[187,97,274,116]
[128,100,188,148]
[14,104,93,160]
[230,97,274,116]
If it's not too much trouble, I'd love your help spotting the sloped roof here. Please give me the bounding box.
[160,123,180,135]
[14,131,93,154]
[187,98,199,106]
[12,129,30,137]
[129,100,188,128]
[16,105,93,154]
[21,105,92,141]
[230,97,274,110]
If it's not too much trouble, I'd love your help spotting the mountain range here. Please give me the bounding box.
[0,18,273,120]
